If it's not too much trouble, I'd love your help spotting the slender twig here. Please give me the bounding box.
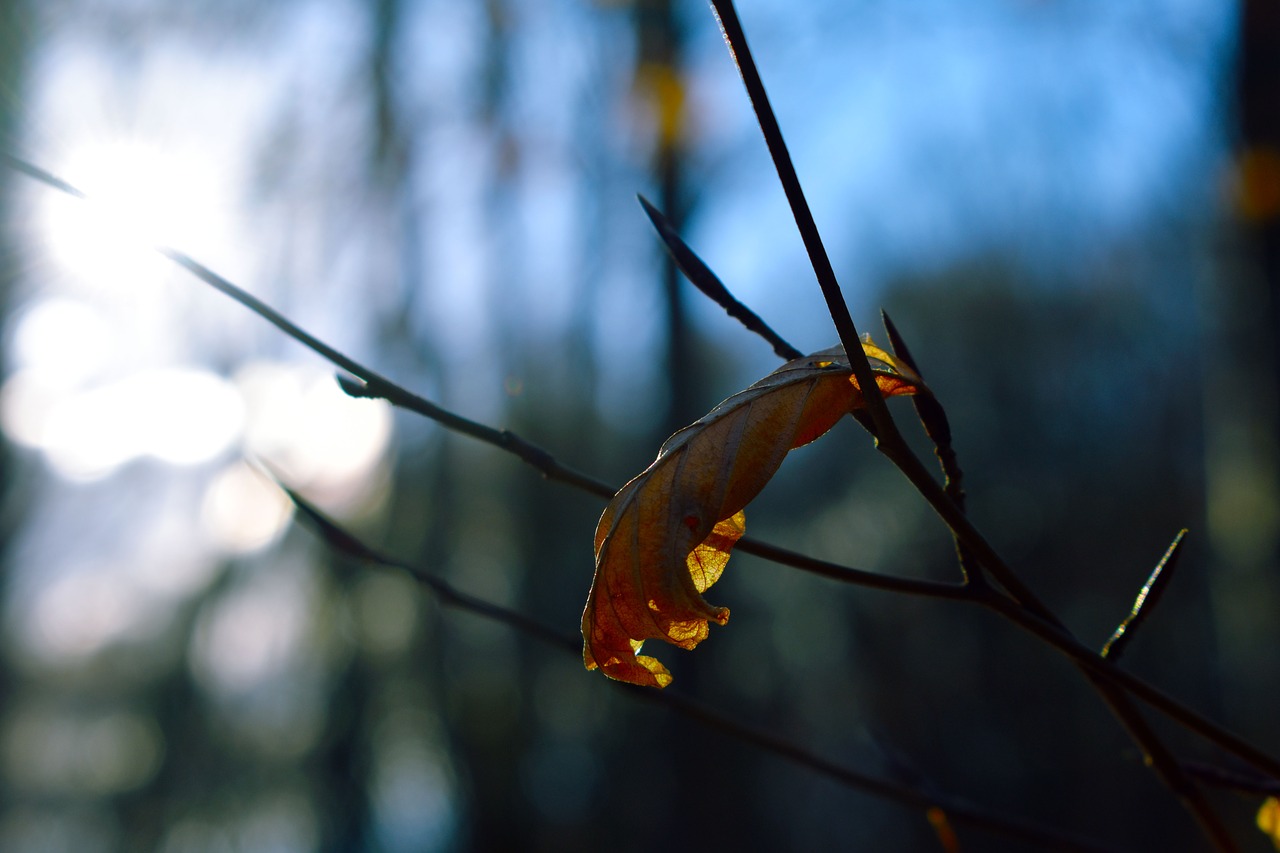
[1184,762,1280,798]
[880,312,965,513]
[283,483,578,652]
[873,313,1232,845]
[336,375,616,500]
[882,314,1226,842]
[881,310,978,586]
[706,0,893,438]
[637,194,804,362]
[672,9,1232,824]
[2,155,965,600]
[705,2,1065,627]
[1102,530,1187,662]
[280,481,1119,853]
[3,152,87,198]
[875,324,1223,829]
[1081,673,1236,850]
[642,686,1119,853]
[733,537,969,600]
[978,588,1280,782]
[884,331,1228,842]
[980,588,1242,850]
[10,152,1278,822]
[869,342,1231,847]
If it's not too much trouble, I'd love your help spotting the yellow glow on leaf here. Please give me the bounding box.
[581,341,926,687]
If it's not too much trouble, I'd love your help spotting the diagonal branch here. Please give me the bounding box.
[2,155,964,601]
[703,2,1063,626]
[280,481,1119,853]
[10,151,1279,811]
[637,194,804,361]
[692,25,1226,832]
[881,310,977,586]
[706,0,893,438]
[880,311,965,514]
[1102,529,1187,662]
[875,321,1229,846]
[981,589,1280,782]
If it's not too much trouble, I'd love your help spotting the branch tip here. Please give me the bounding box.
[336,373,372,398]
[637,193,803,362]
[1102,529,1188,662]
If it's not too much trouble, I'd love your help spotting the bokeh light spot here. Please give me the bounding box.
[200,462,294,554]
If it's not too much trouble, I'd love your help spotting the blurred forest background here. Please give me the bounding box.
[1,0,1278,850]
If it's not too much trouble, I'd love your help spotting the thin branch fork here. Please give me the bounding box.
[632,192,1237,831]
[5,155,1093,847]
[283,483,1120,853]
[702,2,1244,846]
[706,0,892,438]
[640,194,1269,799]
[14,145,1276,780]
[10,152,1278,845]
[1102,529,1187,662]
[704,1,1059,623]
[638,194,804,362]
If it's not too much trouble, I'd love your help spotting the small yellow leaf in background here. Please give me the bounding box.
[581,339,926,687]
[1259,796,1280,849]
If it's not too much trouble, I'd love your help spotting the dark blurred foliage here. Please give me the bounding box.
[1,1,1278,852]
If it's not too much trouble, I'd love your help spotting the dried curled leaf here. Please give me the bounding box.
[582,339,926,687]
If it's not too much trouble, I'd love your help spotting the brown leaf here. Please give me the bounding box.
[581,339,926,687]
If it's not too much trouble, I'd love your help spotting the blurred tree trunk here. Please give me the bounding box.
[1205,0,1280,742]
[0,0,30,825]
[636,0,698,433]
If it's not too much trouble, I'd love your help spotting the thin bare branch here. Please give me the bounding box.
[1102,529,1187,662]
[280,481,1120,853]
[877,323,1233,845]
[979,589,1280,782]
[11,151,1279,828]
[1184,762,1280,798]
[336,375,616,500]
[1081,673,1236,851]
[881,311,965,513]
[706,0,893,438]
[284,483,580,652]
[878,317,1226,841]
[881,310,977,586]
[3,153,87,198]
[734,537,970,601]
[3,154,966,601]
[637,194,804,361]
[704,2,1063,628]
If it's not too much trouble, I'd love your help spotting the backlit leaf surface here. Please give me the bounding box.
[582,340,925,687]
